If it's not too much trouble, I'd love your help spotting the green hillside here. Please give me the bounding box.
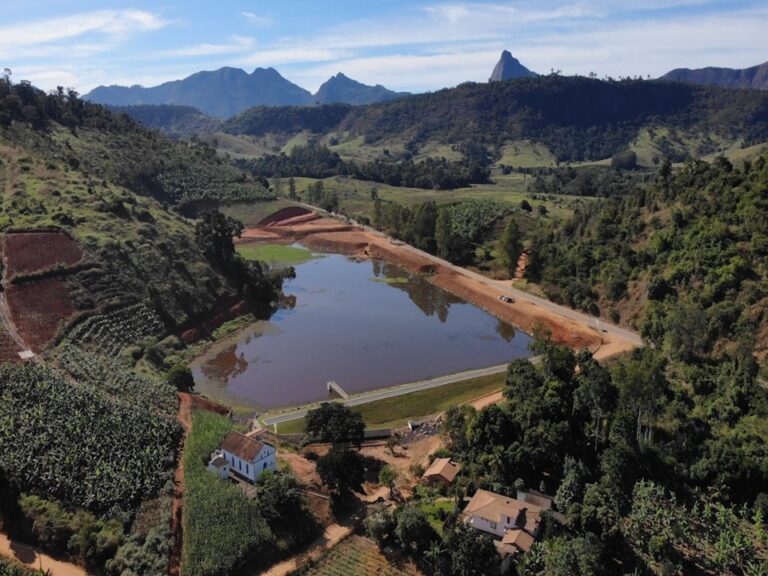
[221,77,768,168]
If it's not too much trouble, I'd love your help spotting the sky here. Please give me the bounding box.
[0,0,766,95]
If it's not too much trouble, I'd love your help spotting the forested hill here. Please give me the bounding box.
[661,61,768,91]
[109,104,222,138]
[528,154,768,359]
[0,77,281,335]
[223,76,768,163]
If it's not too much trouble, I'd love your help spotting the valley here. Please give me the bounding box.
[1,47,767,576]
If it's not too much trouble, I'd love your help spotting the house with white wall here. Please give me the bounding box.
[207,431,277,484]
[462,489,543,540]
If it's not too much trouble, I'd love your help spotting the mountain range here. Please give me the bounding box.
[661,60,768,90]
[84,67,408,118]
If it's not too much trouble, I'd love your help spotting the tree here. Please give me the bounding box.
[365,507,395,545]
[446,522,498,576]
[394,506,435,555]
[542,534,604,576]
[378,465,396,495]
[288,176,297,200]
[500,218,523,276]
[520,199,533,212]
[555,457,590,514]
[304,402,365,447]
[166,364,194,393]
[195,210,243,268]
[316,446,364,499]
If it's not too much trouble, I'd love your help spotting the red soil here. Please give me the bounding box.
[2,232,82,278]
[0,323,22,363]
[5,278,75,351]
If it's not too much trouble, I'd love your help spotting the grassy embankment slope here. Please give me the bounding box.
[275,371,507,435]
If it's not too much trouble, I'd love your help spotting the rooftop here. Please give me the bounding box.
[463,489,543,533]
[422,457,462,483]
[221,431,272,462]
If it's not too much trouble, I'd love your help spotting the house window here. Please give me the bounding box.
[490,522,497,530]
[263,462,267,470]
[238,459,242,471]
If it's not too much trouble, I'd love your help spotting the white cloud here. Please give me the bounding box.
[162,35,256,57]
[241,11,273,27]
[0,10,166,53]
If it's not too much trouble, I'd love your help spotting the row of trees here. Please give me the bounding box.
[237,141,491,190]
[372,199,509,264]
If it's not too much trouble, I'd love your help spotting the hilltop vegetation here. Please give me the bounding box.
[109,104,222,138]
[528,155,768,358]
[220,76,768,167]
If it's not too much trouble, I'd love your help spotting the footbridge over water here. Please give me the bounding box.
[326,380,349,400]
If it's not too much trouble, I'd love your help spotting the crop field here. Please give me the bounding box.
[303,535,423,576]
[2,232,82,278]
[64,303,165,357]
[6,278,75,351]
[0,361,180,512]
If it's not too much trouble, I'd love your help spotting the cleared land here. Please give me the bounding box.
[2,232,82,278]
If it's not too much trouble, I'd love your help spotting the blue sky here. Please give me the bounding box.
[0,1,766,94]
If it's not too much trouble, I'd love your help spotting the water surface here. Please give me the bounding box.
[191,250,531,409]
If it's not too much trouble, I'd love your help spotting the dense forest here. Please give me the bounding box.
[527,155,768,358]
[221,76,768,164]
[109,104,222,138]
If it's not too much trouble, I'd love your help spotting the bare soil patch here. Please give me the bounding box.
[6,278,75,351]
[2,232,82,279]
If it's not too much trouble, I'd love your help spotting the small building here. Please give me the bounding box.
[422,457,462,487]
[462,489,543,539]
[207,431,277,484]
[516,489,554,510]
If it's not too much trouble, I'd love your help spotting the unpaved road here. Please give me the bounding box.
[263,356,544,427]
[0,532,88,576]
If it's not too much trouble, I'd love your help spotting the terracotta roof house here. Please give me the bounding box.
[207,431,277,484]
[462,489,543,539]
[422,458,462,487]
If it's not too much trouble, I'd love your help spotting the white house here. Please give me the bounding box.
[462,489,543,541]
[207,431,277,484]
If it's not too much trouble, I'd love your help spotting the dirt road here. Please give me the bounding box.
[241,206,642,359]
[0,532,88,576]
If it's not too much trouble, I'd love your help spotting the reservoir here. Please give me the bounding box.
[191,249,532,409]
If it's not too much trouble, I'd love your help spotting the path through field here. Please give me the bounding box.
[0,532,88,576]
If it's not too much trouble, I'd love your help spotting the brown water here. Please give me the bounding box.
[191,250,531,409]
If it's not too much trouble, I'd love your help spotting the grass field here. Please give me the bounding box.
[274,371,507,435]
[418,498,455,535]
[302,535,423,576]
[236,243,319,265]
[284,174,587,220]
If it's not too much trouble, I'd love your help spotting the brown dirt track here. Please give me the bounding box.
[241,207,634,359]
